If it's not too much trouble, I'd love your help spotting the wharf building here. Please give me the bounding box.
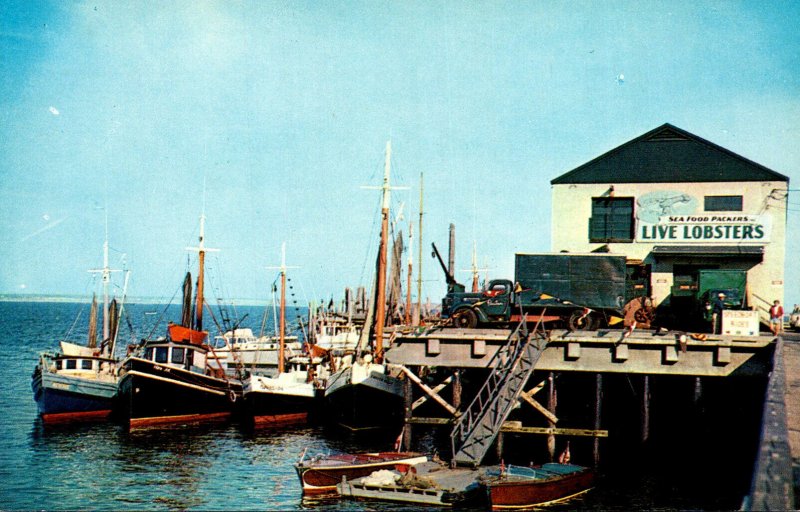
[550,123,789,329]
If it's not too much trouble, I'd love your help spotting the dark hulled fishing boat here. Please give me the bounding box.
[323,141,405,430]
[31,237,129,424]
[117,214,242,429]
[118,330,241,429]
[32,342,119,424]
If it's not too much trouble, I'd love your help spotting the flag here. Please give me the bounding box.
[579,307,593,321]
[540,293,554,300]
[608,316,624,326]
[558,441,571,464]
[623,321,637,338]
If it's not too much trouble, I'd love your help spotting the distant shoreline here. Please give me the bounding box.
[0,294,276,307]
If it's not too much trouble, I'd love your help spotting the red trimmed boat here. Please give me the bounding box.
[483,463,594,509]
[295,450,428,495]
[116,214,242,430]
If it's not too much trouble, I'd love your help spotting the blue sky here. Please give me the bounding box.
[1,1,798,307]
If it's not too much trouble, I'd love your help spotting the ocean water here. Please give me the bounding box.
[0,301,763,510]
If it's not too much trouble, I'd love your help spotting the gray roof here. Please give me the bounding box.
[551,124,788,184]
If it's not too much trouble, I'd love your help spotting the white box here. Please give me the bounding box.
[722,310,759,336]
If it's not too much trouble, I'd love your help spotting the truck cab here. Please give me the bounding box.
[442,279,514,328]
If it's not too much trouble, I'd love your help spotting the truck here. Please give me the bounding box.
[669,269,748,330]
[437,247,642,330]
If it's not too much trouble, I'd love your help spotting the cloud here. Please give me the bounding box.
[49,106,59,115]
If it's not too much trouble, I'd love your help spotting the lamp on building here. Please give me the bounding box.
[608,185,615,197]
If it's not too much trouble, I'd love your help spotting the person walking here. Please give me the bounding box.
[769,300,784,336]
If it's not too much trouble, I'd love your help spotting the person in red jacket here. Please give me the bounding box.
[769,300,784,336]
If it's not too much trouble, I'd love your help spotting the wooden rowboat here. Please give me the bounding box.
[295,450,428,495]
[483,463,594,509]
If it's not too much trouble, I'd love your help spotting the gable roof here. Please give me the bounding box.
[551,123,788,184]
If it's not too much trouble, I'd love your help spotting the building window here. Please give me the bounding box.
[589,197,634,242]
[705,195,742,211]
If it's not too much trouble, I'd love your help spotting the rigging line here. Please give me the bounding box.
[357,191,383,288]
[144,285,182,342]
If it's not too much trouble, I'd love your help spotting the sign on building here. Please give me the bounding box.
[636,214,772,243]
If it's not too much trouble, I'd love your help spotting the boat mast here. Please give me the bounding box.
[187,213,218,332]
[374,141,391,362]
[416,172,424,325]
[88,212,120,353]
[279,243,287,374]
[268,243,297,374]
[405,221,412,325]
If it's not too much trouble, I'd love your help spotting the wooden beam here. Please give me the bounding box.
[519,390,559,424]
[500,424,608,437]
[411,374,454,411]
[407,417,451,425]
[389,364,458,416]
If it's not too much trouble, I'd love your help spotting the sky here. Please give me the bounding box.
[1,1,798,307]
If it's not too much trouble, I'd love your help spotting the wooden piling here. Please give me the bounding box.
[452,370,462,410]
[593,373,603,467]
[403,373,413,451]
[547,372,557,461]
[641,375,650,444]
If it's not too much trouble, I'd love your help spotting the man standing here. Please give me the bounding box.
[769,300,784,336]
[711,292,726,334]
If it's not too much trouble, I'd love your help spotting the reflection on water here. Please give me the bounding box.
[1,302,763,510]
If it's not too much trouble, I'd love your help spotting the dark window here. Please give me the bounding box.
[171,347,185,364]
[65,359,77,370]
[705,195,743,211]
[590,197,634,242]
[144,347,154,360]
[55,360,62,370]
[186,349,194,369]
[81,360,93,370]
[155,347,169,363]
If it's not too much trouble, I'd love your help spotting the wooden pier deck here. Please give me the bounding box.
[386,326,775,376]
[743,334,799,510]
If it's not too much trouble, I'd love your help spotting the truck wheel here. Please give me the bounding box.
[455,309,478,329]
[568,310,595,331]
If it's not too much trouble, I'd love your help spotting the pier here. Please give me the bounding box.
[384,325,798,507]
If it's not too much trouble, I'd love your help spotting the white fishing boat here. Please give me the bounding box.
[242,243,328,426]
[210,328,302,377]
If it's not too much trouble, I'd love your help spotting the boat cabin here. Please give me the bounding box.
[50,354,116,377]
[139,340,209,375]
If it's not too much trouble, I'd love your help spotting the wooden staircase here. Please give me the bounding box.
[450,316,548,466]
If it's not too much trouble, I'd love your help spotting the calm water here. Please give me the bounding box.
[0,301,762,510]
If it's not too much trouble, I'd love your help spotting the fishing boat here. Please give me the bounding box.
[323,141,406,430]
[295,449,428,495]
[482,463,595,509]
[242,243,328,426]
[117,214,242,429]
[31,237,130,424]
[210,328,302,377]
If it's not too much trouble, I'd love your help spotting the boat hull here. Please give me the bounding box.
[243,380,320,426]
[324,365,403,430]
[295,452,428,495]
[487,464,595,509]
[117,358,242,429]
[31,366,117,424]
